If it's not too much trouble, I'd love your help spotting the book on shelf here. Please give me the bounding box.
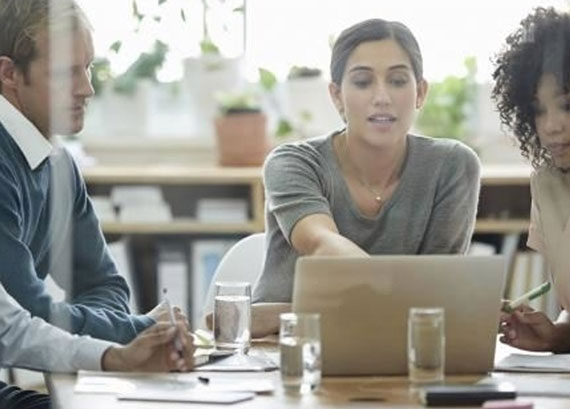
[190,240,237,329]
[157,245,189,316]
[196,198,248,223]
[90,196,116,222]
[110,185,173,223]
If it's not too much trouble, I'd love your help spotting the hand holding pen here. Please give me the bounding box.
[162,288,193,368]
[502,282,551,313]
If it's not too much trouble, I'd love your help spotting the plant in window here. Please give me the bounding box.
[213,87,268,166]
[416,57,478,147]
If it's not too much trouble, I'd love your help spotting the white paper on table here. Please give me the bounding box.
[495,353,570,373]
[118,390,255,404]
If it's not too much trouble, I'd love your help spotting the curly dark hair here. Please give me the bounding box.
[492,7,570,168]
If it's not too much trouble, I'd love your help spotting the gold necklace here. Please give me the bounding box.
[339,133,385,203]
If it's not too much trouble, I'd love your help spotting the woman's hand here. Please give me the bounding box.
[500,305,557,351]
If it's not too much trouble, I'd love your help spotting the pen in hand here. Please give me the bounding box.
[162,288,185,358]
[502,281,551,313]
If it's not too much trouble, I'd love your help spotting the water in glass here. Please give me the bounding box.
[408,307,445,385]
[214,294,251,352]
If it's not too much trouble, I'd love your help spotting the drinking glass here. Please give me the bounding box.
[213,282,251,353]
[279,313,321,394]
[408,307,445,385]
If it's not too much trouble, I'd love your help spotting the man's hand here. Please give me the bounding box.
[102,321,194,372]
[146,302,190,330]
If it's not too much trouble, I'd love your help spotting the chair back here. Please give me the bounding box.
[200,232,265,327]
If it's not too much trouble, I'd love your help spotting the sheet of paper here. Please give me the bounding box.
[495,353,570,373]
[195,352,278,372]
[74,370,274,395]
[75,371,196,394]
[482,374,570,398]
[118,390,255,404]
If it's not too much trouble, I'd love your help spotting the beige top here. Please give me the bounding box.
[527,166,570,311]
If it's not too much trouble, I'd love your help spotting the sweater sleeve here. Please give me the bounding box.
[418,143,481,254]
[0,158,153,346]
[0,282,113,373]
[264,142,333,243]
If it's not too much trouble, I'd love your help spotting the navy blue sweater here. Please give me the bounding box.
[0,124,153,344]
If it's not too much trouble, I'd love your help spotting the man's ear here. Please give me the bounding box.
[415,79,429,109]
[0,56,18,92]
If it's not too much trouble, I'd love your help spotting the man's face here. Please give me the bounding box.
[14,26,94,138]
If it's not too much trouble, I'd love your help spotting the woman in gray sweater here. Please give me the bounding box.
[251,18,480,336]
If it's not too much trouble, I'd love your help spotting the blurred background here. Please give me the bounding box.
[74,0,568,166]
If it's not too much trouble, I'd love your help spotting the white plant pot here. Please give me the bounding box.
[183,55,244,139]
[283,77,344,137]
[100,80,153,138]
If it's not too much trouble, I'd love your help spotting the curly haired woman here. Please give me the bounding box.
[493,7,570,352]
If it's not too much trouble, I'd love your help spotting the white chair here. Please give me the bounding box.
[200,232,266,328]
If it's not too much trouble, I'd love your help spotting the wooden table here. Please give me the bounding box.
[47,341,570,409]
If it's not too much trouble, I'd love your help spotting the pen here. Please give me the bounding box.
[503,281,551,313]
[162,288,185,357]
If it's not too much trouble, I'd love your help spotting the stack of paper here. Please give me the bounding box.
[74,370,275,404]
[196,198,248,223]
[90,196,116,222]
[495,353,570,373]
[111,185,172,223]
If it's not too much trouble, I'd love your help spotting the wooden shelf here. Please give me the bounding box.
[474,218,530,234]
[480,164,532,185]
[101,219,263,235]
[83,164,533,236]
[82,165,262,185]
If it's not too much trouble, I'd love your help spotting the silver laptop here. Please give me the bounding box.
[292,255,506,376]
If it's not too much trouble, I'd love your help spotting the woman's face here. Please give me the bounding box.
[535,73,570,170]
[329,39,427,149]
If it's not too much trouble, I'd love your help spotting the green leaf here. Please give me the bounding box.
[200,39,220,55]
[276,118,293,137]
[233,6,245,13]
[180,9,186,22]
[109,40,122,53]
[153,16,161,23]
[258,68,277,91]
[132,0,144,22]
[158,0,167,4]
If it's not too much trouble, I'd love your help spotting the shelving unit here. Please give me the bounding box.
[83,165,265,235]
[81,163,532,312]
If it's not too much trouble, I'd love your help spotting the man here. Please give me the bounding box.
[0,281,194,408]
[0,1,194,407]
[0,0,171,344]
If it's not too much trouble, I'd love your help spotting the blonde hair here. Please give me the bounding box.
[0,0,91,91]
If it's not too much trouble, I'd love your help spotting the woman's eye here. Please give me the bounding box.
[352,78,371,88]
[389,77,408,87]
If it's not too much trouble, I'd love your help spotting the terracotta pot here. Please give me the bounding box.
[214,112,269,167]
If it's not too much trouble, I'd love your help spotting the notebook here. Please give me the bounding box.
[292,255,506,376]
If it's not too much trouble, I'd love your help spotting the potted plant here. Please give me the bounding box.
[284,65,342,137]
[182,0,246,138]
[214,90,269,167]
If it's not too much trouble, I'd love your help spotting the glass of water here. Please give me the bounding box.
[408,307,445,385]
[213,282,251,353]
[279,313,321,394]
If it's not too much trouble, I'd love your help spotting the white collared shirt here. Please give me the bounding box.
[0,95,52,170]
[0,95,113,372]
